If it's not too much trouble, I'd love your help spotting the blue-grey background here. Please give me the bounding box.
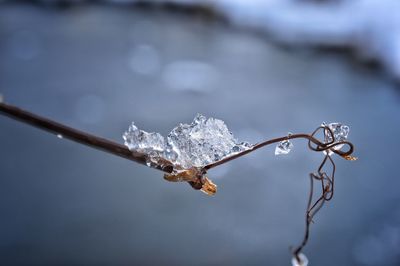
[1,2,399,266]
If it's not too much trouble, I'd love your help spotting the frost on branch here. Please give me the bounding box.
[123,114,251,170]
[122,118,354,194]
[0,100,357,266]
[123,114,252,194]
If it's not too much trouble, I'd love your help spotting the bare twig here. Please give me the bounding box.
[0,100,356,263]
[0,101,173,172]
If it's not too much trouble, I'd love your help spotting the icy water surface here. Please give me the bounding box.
[0,4,399,266]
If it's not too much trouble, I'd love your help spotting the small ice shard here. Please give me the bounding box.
[232,141,252,153]
[323,122,350,155]
[192,113,207,125]
[56,134,63,139]
[275,140,293,155]
[123,122,140,150]
[324,122,349,143]
[275,138,293,155]
[291,253,308,266]
[123,122,165,152]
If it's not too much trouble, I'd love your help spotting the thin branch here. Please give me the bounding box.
[1,101,352,172]
[205,133,353,170]
[0,101,173,173]
[0,100,356,264]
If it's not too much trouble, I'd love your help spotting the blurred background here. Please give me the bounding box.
[1,1,400,265]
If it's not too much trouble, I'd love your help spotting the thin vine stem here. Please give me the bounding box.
[0,100,355,264]
[205,134,320,170]
[0,101,352,174]
[205,133,353,170]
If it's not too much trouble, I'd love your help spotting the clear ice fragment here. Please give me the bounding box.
[123,122,165,152]
[291,253,308,266]
[123,123,140,150]
[231,141,252,153]
[192,113,207,125]
[275,139,293,155]
[324,122,349,143]
[323,122,350,155]
[145,132,165,152]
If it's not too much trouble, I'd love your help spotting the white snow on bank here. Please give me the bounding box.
[118,0,400,80]
[28,0,400,80]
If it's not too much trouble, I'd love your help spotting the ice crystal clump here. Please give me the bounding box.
[167,114,247,168]
[123,122,165,153]
[123,114,252,169]
[323,122,350,155]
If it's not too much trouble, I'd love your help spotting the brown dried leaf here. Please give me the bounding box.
[163,168,198,182]
[200,176,217,196]
[343,155,358,161]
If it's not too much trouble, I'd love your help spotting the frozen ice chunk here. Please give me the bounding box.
[325,122,349,143]
[123,114,252,169]
[275,139,293,155]
[232,141,252,153]
[323,122,350,155]
[167,114,240,168]
[123,123,139,150]
[123,122,165,152]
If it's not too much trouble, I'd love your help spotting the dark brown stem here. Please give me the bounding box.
[1,101,349,174]
[0,101,173,173]
[0,100,355,263]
